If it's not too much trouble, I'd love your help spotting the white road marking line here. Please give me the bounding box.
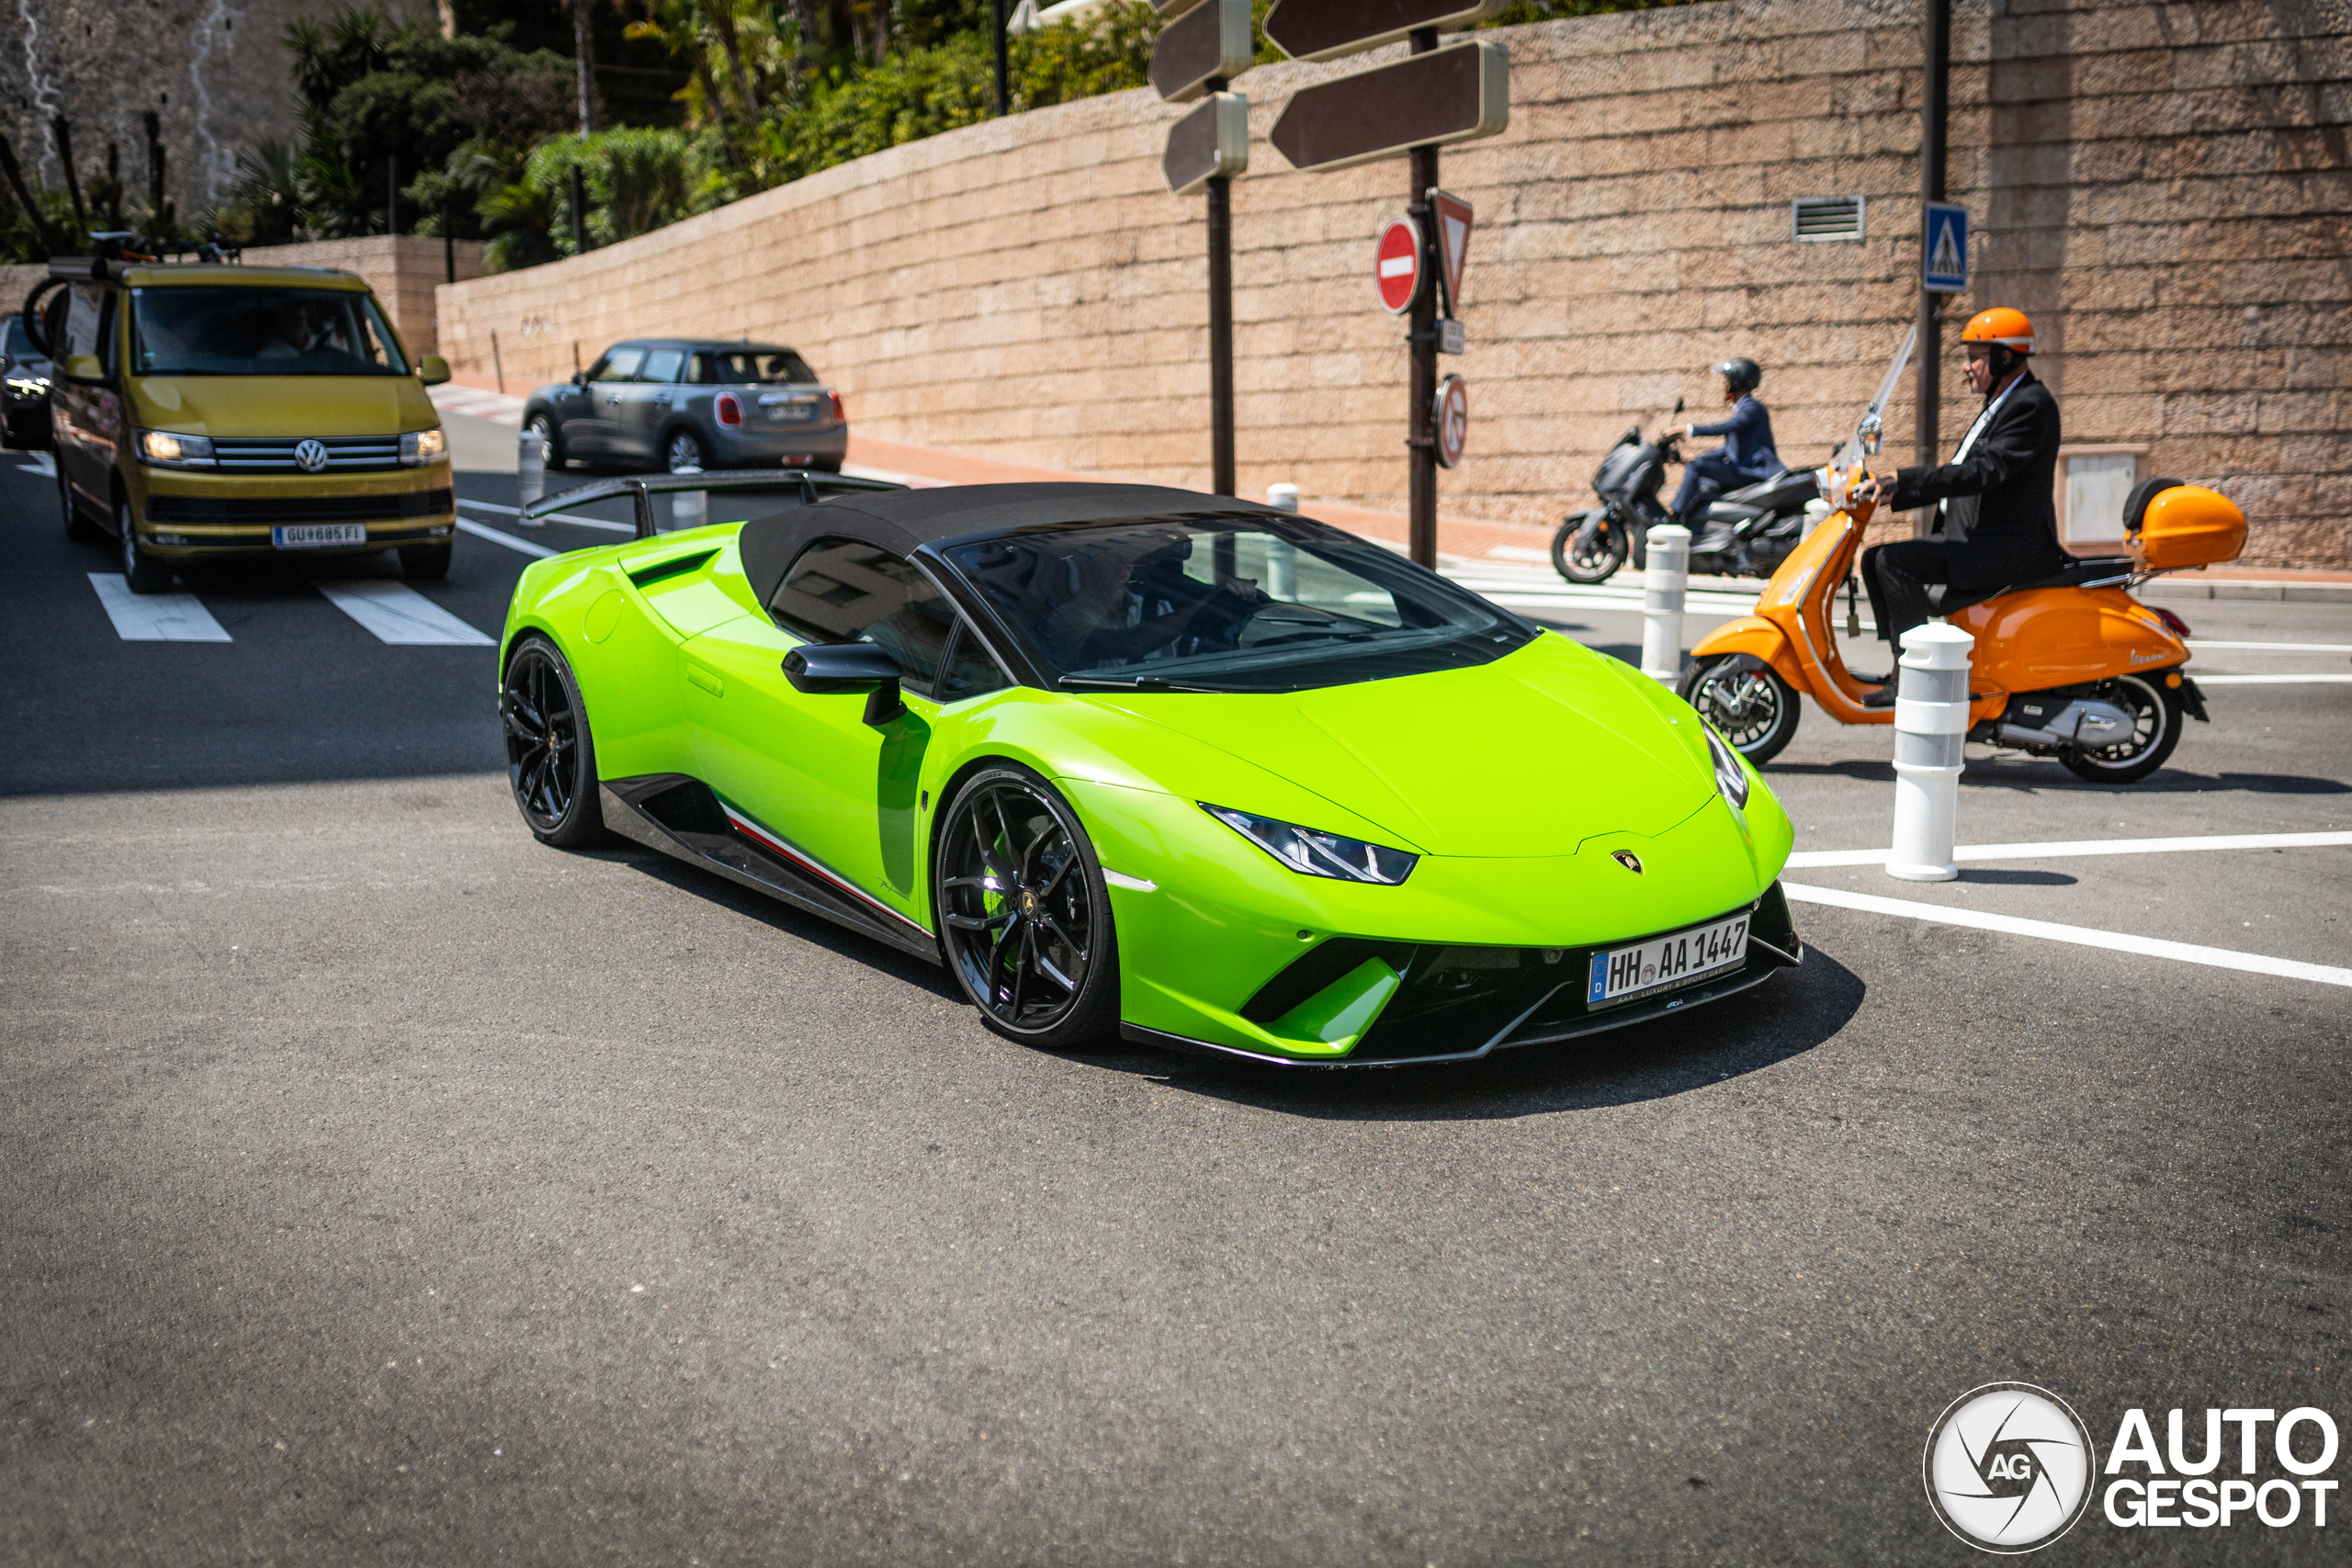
[1786,829,2352,868]
[2188,639,2352,653]
[2192,673,2352,683]
[457,497,635,534]
[1782,882,2352,989]
[456,518,558,558]
[85,573,232,641]
[313,580,495,645]
[15,451,57,476]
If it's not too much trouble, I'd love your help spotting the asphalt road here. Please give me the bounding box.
[4,418,2347,1564]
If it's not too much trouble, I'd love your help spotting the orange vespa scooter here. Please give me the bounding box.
[1679,337,2249,784]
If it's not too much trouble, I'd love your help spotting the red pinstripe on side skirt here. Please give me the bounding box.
[718,802,933,938]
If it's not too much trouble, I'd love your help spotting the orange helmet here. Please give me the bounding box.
[1961,307,2034,354]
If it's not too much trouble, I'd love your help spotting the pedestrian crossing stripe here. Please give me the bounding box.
[85,572,495,646]
[86,573,232,642]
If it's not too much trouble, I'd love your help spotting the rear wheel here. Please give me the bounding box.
[527,412,567,471]
[502,636,607,847]
[2060,673,2181,784]
[664,427,708,474]
[117,496,173,594]
[1682,655,1801,764]
[934,765,1119,1050]
[1551,510,1626,585]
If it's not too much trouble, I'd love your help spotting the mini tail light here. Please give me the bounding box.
[827,390,845,424]
[717,392,743,427]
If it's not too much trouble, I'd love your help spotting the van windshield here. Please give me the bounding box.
[130,287,410,377]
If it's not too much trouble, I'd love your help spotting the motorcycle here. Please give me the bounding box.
[1678,329,2249,784]
[1551,397,1821,585]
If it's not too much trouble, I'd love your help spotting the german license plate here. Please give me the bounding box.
[272,523,368,548]
[1588,912,1749,1008]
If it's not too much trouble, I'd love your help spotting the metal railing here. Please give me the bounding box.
[519,468,905,539]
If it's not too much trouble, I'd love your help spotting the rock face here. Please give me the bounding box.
[3,0,437,214]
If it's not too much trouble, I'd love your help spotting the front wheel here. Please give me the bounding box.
[2060,674,2182,784]
[1551,510,1627,584]
[934,765,1120,1050]
[526,412,567,471]
[502,636,607,847]
[118,497,173,594]
[1681,655,1801,765]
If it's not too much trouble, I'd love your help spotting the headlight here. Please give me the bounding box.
[137,429,215,468]
[1203,803,1417,886]
[401,428,447,465]
[1702,723,1751,810]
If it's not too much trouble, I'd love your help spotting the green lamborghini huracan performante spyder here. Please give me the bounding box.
[498,482,1802,1066]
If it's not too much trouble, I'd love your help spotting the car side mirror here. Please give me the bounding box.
[571,371,586,386]
[0,354,11,378]
[783,643,906,726]
[62,354,103,381]
[417,354,450,386]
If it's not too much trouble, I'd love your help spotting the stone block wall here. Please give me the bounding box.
[398,0,2339,568]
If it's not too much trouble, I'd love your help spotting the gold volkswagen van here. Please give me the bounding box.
[39,258,456,593]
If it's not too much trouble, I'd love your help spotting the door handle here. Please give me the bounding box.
[605,393,621,406]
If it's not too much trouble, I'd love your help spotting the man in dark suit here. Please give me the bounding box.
[1851,308,2067,704]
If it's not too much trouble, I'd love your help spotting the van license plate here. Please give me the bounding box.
[1588,913,1749,1008]
[273,524,369,548]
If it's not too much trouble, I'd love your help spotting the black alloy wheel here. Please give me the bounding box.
[117,496,173,594]
[664,428,708,474]
[527,412,567,471]
[502,636,605,846]
[1551,510,1627,585]
[1682,655,1801,764]
[2061,672,2182,784]
[934,766,1119,1049]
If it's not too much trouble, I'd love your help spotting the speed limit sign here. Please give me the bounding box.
[1433,375,1468,468]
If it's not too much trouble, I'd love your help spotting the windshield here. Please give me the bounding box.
[942,514,1533,694]
[692,347,818,385]
[130,287,409,377]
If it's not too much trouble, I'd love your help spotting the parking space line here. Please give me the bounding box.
[456,518,558,558]
[15,452,56,476]
[1782,882,2352,988]
[2188,638,2352,652]
[1786,829,2352,868]
[457,497,635,534]
[2191,673,2352,683]
[85,573,232,642]
[313,581,496,646]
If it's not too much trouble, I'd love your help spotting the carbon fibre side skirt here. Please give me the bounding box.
[599,773,943,964]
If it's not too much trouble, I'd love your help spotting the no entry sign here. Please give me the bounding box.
[1376,216,1423,314]
[1434,374,1468,468]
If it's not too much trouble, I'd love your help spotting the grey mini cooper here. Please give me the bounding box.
[522,339,848,474]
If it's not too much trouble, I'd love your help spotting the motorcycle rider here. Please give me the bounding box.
[1671,357,1781,525]
[1851,308,2067,704]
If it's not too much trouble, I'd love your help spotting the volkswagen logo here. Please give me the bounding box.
[1924,1382,2096,1553]
[1611,851,1644,874]
[293,438,330,473]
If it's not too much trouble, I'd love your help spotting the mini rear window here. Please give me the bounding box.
[692,348,818,386]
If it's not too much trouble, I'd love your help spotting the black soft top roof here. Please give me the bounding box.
[737,481,1282,611]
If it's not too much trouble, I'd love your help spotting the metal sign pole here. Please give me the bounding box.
[1407,33,1440,568]
[1207,162,1236,497]
[1914,0,1951,536]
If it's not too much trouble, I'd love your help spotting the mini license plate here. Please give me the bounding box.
[272,523,368,548]
[1588,912,1749,1008]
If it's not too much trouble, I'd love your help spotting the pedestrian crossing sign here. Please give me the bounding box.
[1923,202,1969,293]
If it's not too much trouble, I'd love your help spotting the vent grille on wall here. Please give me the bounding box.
[1792,197,1866,242]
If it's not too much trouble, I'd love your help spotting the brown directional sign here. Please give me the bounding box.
[1262,0,1508,63]
[1148,0,1255,104]
[1269,40,1509,174]
[1163,92,1250,197]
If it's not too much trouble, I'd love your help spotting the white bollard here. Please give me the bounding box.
[1802,497,1834,536]
[1886,620,1975,882]
[670,470,706,533]
[516,429,546,520]
[1263,483,1299,599]
[1640,523,1690,685]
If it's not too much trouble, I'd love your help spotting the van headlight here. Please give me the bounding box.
[400,428,447,466]
[1203,804,1417,885]
[1702,723,1751,810]
[138,429,215,468]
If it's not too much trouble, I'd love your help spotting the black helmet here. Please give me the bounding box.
[1714,357,1761,395]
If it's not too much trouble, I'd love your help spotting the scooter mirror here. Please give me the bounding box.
[1674,397,1685,415]
[1859,412,1883,456]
